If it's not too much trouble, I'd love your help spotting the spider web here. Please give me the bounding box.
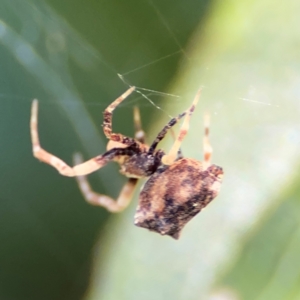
[0,0,192,110]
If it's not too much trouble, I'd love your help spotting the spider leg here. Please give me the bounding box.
[31,100,132,176]
[74,153,138,212]
[148,89,201,154]
[170,128,183,159]
[103,87,138,146]
[161,89,201,165]
[106,105,147,151]
[133,106,146,143]
[148,112,185,154]
[203,113,212,170]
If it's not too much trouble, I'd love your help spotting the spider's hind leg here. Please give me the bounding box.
[73,153,138,212]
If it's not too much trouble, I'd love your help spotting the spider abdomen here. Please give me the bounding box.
[134,158,223,239]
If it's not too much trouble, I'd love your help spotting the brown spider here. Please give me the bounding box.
[30,87,223,239]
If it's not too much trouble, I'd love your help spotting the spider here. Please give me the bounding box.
[30,87,223,239]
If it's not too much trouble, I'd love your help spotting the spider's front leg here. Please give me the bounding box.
[103,86,138,146]
[30,100,128,177]
[106,105,146,151]
[73,153,138,212]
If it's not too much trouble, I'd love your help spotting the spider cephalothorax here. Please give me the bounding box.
[30,87,223,239]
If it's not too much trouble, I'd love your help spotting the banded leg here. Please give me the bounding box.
[148,112,185,154]
[162,89,201,165]
[203,113,212,170]
[74,153,138,212]
[30,100,131,176]
[103,87,137,146]
[106,105,146,151]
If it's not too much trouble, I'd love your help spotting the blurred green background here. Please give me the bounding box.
[1,0,300,299]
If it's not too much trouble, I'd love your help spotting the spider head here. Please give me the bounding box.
[134,158,223,239]
[119,149,164,178]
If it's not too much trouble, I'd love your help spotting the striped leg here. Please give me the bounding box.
[161,89,201,165]
[103,87,137,146]
[106,105,147,150]
[148,112,185,154]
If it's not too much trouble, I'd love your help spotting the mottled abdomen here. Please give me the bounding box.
[134,158,223,239]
